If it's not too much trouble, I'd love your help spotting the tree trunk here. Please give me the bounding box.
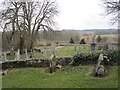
[19,35,24,54]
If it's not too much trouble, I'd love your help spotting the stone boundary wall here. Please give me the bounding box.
[1,56,73,70]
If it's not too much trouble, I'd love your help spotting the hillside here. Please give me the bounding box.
[62,29,118,35]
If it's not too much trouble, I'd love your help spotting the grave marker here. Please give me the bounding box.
[90,42,96,54]
[15,49,20,60]
[95,53,104,75]
[25,49,29,60]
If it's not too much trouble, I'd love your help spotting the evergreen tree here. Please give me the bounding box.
[80,38,86,44]
[69,38,74,44]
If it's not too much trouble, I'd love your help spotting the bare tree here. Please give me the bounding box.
[0,1,22,52]
[102,0,120,24]
[0,0,59,53]
[21,1,58,51]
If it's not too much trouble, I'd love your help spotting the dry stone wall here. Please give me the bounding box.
[1,57,73,70]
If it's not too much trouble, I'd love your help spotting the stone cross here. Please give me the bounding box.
[50,54,57,67]
[25,49,29,60]
[95,53,104,74]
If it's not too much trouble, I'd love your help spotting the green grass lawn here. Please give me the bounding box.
[2,65,118,88]
[4,44,93,60]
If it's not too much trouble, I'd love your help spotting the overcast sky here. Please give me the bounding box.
[0,0,118,31]
[54,0,118,30]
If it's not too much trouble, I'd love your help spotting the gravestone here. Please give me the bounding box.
[15,49,20,60]
[25,49,29,60]
[90,42,96,54]
[95,53,104,74]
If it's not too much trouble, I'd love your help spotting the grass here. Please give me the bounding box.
[2,65,118,88]
[4,44,93,60]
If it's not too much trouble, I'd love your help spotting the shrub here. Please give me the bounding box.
[72,50,119,66]
[96,35,102,43]
[103,50,119,65]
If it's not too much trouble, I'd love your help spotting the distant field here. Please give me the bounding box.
[2,66,118,88]
[96,34,118,44]
[100,34,118,38]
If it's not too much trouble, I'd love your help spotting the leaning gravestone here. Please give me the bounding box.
[94,53,107,77]
[95,54,103,74]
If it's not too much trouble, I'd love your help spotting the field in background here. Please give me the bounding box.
[95,34,118,44]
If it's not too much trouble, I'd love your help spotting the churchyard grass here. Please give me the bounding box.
[5,44,93,60]
[2,65,118,88]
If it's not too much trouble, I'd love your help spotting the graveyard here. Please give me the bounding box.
[0,0,119,89]
[0,42,119,88]
[2,66,118,88]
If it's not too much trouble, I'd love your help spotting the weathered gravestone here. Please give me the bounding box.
[90,42,96,54]
[95,53,104,76]
[48,54,59,73]
[49,54,57,73]
[94,53,109,77]
[15,49,20,61]
[25,49,29,60]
